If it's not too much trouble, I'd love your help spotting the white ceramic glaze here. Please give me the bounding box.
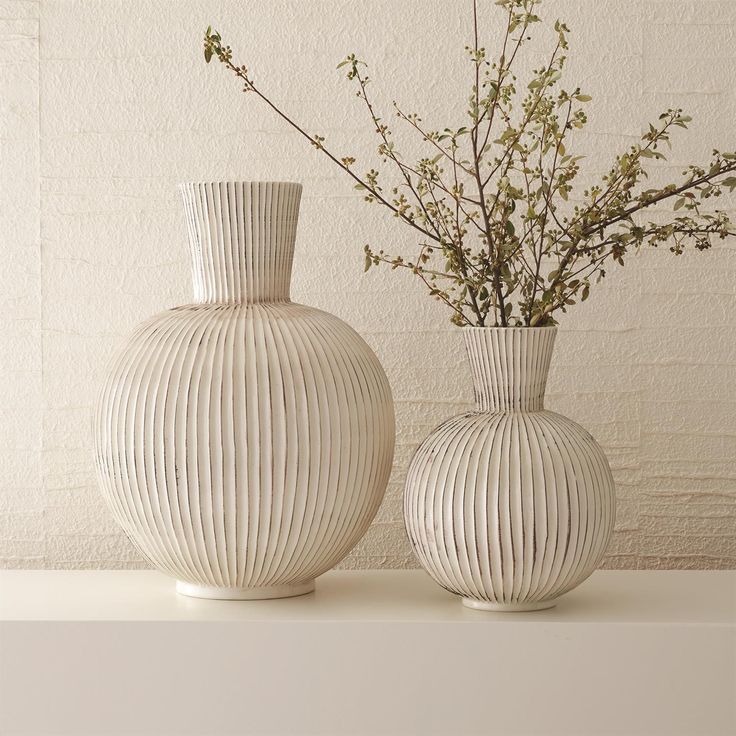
[404,326,615,611]
[95,181,395,599]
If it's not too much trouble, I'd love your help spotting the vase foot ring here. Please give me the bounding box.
[176,580,315,601]
[462,597,556,612]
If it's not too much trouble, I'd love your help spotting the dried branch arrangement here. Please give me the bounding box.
[204,0,736,326]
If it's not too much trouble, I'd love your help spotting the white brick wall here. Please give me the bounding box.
[1,0,734,569]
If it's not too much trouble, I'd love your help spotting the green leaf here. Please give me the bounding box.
[576,94,592,102]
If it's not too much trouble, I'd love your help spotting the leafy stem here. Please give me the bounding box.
[204,1,736,328]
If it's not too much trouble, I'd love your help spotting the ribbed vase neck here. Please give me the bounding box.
[464,327,557,412]
[179,181,302,304]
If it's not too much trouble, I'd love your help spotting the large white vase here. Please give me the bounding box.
[404,327,615,611]
[95,181,395,599]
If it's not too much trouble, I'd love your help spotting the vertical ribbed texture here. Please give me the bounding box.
[94,181,395,599]
[465,327,555,412]
[180,181,301,304]
[404,326,616,611]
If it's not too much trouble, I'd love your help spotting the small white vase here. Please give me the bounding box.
[404,327,615,611]
[94,181,395,599]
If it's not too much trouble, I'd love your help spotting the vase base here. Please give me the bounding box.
[462,597,557,612]
[175,580,315,601]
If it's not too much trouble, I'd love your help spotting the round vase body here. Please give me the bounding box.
[95,181,395,598]
[404,327,615,611]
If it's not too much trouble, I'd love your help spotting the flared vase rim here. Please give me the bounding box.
[462,325,558,333]
[178,180,303,189]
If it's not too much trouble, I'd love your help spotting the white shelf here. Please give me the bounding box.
[1,570,734,735]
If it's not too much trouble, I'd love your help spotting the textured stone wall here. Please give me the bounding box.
[2,0,735,569]
[0,1,42,566]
